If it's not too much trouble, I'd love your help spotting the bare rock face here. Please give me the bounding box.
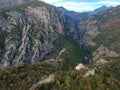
[0,1,65,67]
[92,45,119,62]
[96,58,108,65]
[84,69,95,77]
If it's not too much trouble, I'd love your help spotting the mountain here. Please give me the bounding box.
[58,7,90,23]
[0,0,64,67]
[84,5,120,52]
[55,5,120,90]
[58,7,90,49]
[93,5,111,13]
[78,5,120,66]
[0,0,83,68]
[40,5,120,89]
[0,1,120,90]
[58,7,68,12]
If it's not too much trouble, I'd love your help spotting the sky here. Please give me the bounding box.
[40,0,120,12]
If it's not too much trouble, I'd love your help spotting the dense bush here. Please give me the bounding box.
[35,58,120,90]
[0,62,54,90]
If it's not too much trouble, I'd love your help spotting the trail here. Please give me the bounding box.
[29,74,54,90]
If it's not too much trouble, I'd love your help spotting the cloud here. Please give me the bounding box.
[40,0,63,4]
[40,0,120,12]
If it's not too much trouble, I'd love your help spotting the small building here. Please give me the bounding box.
[75,63,86,70]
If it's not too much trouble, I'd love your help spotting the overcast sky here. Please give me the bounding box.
[40,0,120,12]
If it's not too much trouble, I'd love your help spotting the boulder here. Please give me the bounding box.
[84,69,95,77]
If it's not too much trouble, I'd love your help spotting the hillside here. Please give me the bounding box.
[0,1,84,89]
[35,57,120,90]
[82,5,120,64]
[0,0,64,67]
[92,6,120,53]
[0,34,84,90]
[0,1,120,90]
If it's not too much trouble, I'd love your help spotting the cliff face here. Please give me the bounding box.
[80,6,120,64]
[0,0,120,68]
[58,7,90,48]
[0,1,66,67]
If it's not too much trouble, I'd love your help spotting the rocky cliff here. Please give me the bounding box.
[80,5,120,64]
[58,7,90,48]
[0,0,120,68]
[0,1,66,67]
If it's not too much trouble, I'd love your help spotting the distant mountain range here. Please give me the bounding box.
[58,5,111,14]
[58,5,111,23]
[58,7,89,23]
[93,5,112,13]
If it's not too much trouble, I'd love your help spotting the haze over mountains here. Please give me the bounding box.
[0,0,120,90]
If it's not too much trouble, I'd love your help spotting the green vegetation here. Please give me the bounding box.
[0,35,85,90]
[0,57,119,90]
[34,58,120,90]
[33,28,42,39]
[0,31,7,54]
[6,27,19,41]
[93,28,120,53]
[45,35,84,70]
[54,63,120,90]
[91,7,120,53]
[34,83,53,90]
[8,28,18,37]
[0,62,55,90]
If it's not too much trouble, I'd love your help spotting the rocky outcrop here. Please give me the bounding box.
[81,17,100,46]
[96,58,108,65]
[29,74,54,90]
[56,48,66,60]
[84,69,95,77]
[0,1,66,67]
[93,45,119,62]
[45,48,66,69]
